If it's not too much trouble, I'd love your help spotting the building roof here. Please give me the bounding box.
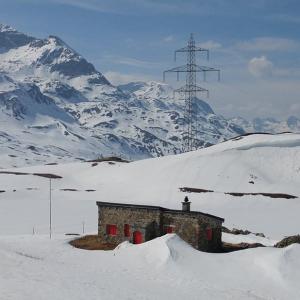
[96,201,224,222]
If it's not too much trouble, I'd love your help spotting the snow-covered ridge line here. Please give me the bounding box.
[0,24,248,168]
[0,23,16,32]
[0,24,299,168]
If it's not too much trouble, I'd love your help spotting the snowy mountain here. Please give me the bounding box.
[231,116,300,134]
[0,24,248,167]
[1,24,298,168]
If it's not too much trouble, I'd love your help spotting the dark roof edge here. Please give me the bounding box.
[96,201,224,222]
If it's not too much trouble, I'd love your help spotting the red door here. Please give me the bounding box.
[164,226,174,234]
[133,231,143,244]
[206,228,213,241]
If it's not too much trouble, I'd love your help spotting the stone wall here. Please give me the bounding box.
[163,211,223,252]
[98,206,161,245]
[162,212,199,249]
[97,203,223,252]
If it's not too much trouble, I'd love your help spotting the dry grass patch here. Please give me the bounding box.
[69,235,117,250]
[180,186,297,199]
[222,242,265,252]
[87,156,129,163]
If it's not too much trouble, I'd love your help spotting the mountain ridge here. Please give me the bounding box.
[0,24,299,168]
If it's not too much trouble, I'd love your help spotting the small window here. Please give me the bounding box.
[206,228,213,241]
[106,224,117,236]
[164,225,174,234]
[124,224,130,237]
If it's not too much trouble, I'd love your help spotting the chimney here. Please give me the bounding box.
[182,196,191,212]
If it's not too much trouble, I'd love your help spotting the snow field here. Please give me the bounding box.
[0,234,299,300]
[0,133,300,299]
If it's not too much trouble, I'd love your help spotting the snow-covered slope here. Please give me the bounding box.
[0,24,246,167]
[1,234,299,300]
[1,133,300,300]
[1,132,299,238]
[232,116,300,134]
[0,73,119,167]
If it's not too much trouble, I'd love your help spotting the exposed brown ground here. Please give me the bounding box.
[180,186,297,199]
[69,235,117,250]
[87,156,129,163]
[70,235,265,253]
[225,192,297,199]
[274,235,300,248]
[222,242,265,252]
[179,187,213,193]
[0,171,62,179]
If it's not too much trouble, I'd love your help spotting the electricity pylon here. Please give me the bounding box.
[163,33,220,152]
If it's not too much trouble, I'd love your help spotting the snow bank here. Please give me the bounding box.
[222,232,277,246]
[0,234,299,300]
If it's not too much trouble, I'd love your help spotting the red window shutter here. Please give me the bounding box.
[167,226,173,234]
[164,225,174,234]
[206,228,213,241]
[124,224,130,237]
[106,224,117,236]
[111,225,117,235]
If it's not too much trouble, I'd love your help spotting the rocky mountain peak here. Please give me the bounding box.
[119,81,174,101]
[0,24,16,33]
[0,24,35,52]
[48,35,70,48]
[0,24,111,86]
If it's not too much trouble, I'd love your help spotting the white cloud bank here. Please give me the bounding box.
[104,71,152,85]
[248,56,273,78]
[236,37,300,52]
[198,40,222,50]
[163,35,174,43]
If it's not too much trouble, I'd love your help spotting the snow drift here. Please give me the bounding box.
[0,234,299,300]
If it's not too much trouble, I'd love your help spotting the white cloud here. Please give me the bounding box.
[48,0,200,15]
[104,71,152,85]
[197,40,222,50]
[236,37,300,52]
[102,55,161,69]
[268,14,300,24]
[117,57,160,68]
[211,79,300,120]
[273,67,300,78]
[50,0,118,13]
[163,35,174,43]
[248,56,273,78]
[289,102,300,113]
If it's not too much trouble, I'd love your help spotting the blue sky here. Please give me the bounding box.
[1,0,300,119]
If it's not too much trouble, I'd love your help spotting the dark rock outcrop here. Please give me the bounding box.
[274,235,300,248]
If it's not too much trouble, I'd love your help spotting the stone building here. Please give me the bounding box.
[96,197,224,252]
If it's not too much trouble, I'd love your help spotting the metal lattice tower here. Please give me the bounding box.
[163,34,220,152]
